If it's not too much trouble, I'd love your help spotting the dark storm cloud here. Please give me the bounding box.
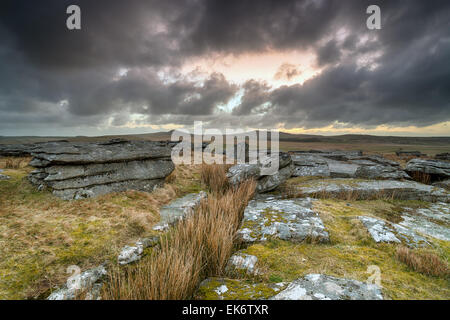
[232,80,271,116]
[316,40,341,66]
[0,0,449,134]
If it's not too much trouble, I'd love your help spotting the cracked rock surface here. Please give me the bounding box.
[237,196,329,243]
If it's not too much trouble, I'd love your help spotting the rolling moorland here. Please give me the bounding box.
[1,131,450,155]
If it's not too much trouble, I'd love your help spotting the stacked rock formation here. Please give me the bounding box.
[27,139,175,200]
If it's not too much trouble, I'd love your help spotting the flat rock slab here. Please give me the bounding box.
[196,278,287,300]
[297,179,449,202]
[326,160,359,178]
[291,154,330,177]
[29,140,173,166]
[153,192,207,231]
[359,216,401,243]
[360,201,449,244]
[237,196,329,243]
[354,164,410,180]
[398,203,450,241]
[359,215,430,247]
[271,274,383,300]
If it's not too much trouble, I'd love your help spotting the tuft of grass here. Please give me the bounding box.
[200,164,230,194]
[1,157,31,169]
[102,172,256,300]
[410,171,431,185]
[396,246,449,277]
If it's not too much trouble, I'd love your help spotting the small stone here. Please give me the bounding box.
[226,252,258,274]
[0,173,10,180]
[215,285,229,295]
[47,265,107,300]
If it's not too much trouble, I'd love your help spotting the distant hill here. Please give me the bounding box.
[277,132,450,145]
[1,131,449,146]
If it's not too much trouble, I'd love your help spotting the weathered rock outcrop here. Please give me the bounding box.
[297,179,449,202]
[27,139,175,200]
[271,274,383,300]
[237,196,329,243]
[359,216,430,247]
[291,154,330,177]
[354,164,410,180]
[405,159,450,181]
[290,151,408,180]
[397,203,450,241]
[227,153,294,193]
[359,201,450,244]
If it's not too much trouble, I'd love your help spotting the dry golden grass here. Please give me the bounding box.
[410,171,432,185]
[200,163,231,194]
[307,189,399,202]
[0,159,203,299]
[102,167,256,300]
[396,246,449,277]
[1,157,31,169]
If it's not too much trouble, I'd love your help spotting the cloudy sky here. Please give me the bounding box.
[1,0,449,136]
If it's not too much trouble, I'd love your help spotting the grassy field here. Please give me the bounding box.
[0,138,449,300]
[0,157,203,299]
[235,197,449,300]
[197,179,450,300]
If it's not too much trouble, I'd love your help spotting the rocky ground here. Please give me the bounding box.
[0,146,449,300]
[196,150,449,300]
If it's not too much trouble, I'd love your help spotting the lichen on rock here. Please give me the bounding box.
[237,196,329,243]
